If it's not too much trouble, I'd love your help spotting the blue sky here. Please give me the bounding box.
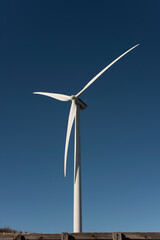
[0,0,160,233]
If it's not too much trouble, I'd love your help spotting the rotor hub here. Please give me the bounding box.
[71,95,76,100]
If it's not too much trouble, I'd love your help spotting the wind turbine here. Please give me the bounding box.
[33,44,139,233]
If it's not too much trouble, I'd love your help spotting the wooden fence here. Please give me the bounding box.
[1,232,160,240]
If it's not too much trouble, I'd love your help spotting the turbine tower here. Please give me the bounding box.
[34,44,139,233]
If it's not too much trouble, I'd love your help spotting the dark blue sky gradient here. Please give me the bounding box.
[0,0,160,233]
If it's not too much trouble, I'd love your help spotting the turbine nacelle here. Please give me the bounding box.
[75,98,87,110]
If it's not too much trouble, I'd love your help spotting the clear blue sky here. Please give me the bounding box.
[0,0,160,233]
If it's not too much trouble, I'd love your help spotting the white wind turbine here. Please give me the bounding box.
[34,44,139,233]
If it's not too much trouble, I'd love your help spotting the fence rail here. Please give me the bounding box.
[1,232,160,240]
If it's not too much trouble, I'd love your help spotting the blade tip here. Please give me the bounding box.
[64,162,66,177]
[134,43,140,48]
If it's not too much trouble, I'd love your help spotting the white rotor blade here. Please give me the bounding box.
[64,100,76,177]
[76,44,139,97]
[33,92,71,101]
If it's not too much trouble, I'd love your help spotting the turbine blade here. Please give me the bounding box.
[76,44,139,97]
[33,92,71,101]
[64,101,76,177]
